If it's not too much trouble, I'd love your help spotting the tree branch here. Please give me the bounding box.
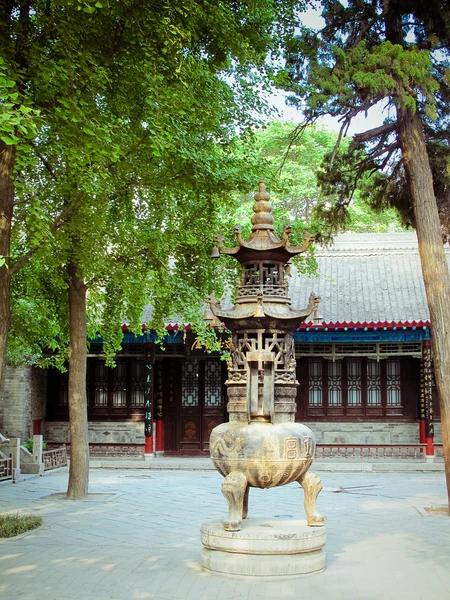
[32,145,58,180]
[351,122,398,148]
[277,116,318,175]
[367,141,400,162]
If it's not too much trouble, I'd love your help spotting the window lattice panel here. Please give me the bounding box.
[347,359,362,406]
[204,361,223,407]
[182,361,199,407]
[112,362,127,407]
[131,361,145,407]
[387,359,401,406]
[94,362,108,407]
[328,361,342,406]
[367,359,381,406]
[308,360,323,406]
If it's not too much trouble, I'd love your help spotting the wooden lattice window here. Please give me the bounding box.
[204,361,223,407]
[182,361,199,407]
[367,359,381,406]
[131,361,145,407]
[308,360,323,406]
[94,362,108,406]
[347,359,362,406]
[112,362,127,407]
[328,361,342,406]
[387,359,401,406]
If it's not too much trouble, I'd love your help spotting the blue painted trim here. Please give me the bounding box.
[294,329,430,343]
[90,331,185,345]
[91,328,431,346]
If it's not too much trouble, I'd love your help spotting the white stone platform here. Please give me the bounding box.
[201,519,326,577]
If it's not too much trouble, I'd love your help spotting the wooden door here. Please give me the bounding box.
[163,358,226,453]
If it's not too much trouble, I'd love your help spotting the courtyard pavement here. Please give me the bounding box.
[0,467,449,600]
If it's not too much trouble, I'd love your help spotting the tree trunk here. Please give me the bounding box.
[398,108,450,513]
[66,262,89,499]
[0,141,15,389]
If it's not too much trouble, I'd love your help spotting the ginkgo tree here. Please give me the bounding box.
[0,0,307,498]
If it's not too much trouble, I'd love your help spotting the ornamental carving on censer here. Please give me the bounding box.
[206,181,325,532]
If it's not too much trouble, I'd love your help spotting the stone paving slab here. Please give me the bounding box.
[0,467,449,600]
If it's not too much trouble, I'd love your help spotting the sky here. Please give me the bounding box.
[270,4,390,137]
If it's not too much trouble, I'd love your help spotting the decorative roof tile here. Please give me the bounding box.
[289,232,450,325]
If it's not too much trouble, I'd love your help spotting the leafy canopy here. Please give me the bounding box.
[2,0,307,365]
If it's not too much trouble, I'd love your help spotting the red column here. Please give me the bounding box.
[419,359,426,443]
[422,340,434,457]
[144,344,155,454]
[155,360,164,453]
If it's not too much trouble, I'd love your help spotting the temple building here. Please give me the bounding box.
[0,231,447,458]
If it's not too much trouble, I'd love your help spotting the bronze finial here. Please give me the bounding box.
[251,180,274,231]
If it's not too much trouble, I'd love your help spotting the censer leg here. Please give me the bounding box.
[222,472,248,531]
[242,485,250,519]
[298,472,326,527]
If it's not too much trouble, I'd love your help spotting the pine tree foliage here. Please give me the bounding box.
[282,0,450,511]
[282,0,450,236]
[250,120,403,234]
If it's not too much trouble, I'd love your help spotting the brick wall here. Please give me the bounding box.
[304,422,420,445]
[0,366,32,439]
[44,421,145,445]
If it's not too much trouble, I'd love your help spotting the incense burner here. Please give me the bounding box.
[207,181,326,532]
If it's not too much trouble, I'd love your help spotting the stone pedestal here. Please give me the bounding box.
[201,519,326,577]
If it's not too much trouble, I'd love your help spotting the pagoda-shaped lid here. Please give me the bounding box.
[214,181,314,263]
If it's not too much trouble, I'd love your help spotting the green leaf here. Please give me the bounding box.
[0,135,17,145]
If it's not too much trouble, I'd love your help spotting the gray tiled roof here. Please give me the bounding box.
[289,232,450,325]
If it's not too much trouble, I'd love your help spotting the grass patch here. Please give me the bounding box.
[0,513,43,538]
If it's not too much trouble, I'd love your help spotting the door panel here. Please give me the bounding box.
[201,360,225,451]
[163,357,226,453]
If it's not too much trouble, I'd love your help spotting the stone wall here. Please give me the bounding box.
[304,422,420,445]
[434,423,442,445]
[44,421,145,445]
[0,366,32,439]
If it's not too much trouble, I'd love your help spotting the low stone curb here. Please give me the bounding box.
[87,458,445,473]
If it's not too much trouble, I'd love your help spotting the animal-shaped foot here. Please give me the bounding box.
[298,472,326,527]
[222,472,248,531]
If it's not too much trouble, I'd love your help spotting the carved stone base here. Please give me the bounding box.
[201,519,326,577]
